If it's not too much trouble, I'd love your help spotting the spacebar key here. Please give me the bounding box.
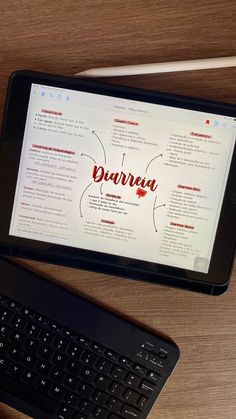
[0,372,58,414]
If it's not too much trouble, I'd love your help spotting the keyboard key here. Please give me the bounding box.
[119,357,133,369]
[63,375,80,391]
[62,328,77,341]
[137,395,148,410]
[0,308,13,323]
[22,369,38,386]
[23,337,39,353]
[38,344,54,360]
[0,324,12,338]
[10,331,25,346]
[133,364,147,376]
[48,320,62,334]
[37,377,52,393]
[93,406,110,418]
[96,358,112,374]
[0,356,9,372]
[123,389,139,405]
[0,339,10,354]
[58,405,74,419]
[66,359,81,375]
[121,404,141,419]
[80,366,97,383]
[147,370,161,384]
[78,382,94,398]
[25,322,40,337]
[77,335,91,348]
[110,365,126,381]
[11,314,27,330]
[79,398,95,415]
[95,375,112,391]
[50,383,65,400]
[35,314,48,328]
[0,371,58,414]
[110,381,125,398]
[81,350,98,367]
[39,329,55,345]
[36,360,51,376]
[7,300,21,312]
[104,349,119,362]
[124,373,141,389]
[91,342,104,355]
[67,343,84,359]
[93,390,109,405]
[64,391,80,408]
[8,345,22,362]
[7,362,24,379]
[106,397,123,413]
[22,353,37,369]
[53,336,69,352]
[50,367,66,383]
[53,352,68,368]
[20,306,35,320]
[139,380,155,397]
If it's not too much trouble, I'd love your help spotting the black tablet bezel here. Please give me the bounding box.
[0,70,235,294]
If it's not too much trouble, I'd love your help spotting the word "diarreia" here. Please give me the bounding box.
[92,165,158,192]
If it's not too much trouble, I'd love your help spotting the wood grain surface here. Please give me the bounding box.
[0,1,236,418]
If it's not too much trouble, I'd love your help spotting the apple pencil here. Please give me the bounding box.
[74,56,236,78]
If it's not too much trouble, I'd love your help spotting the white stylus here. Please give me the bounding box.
[74,56,236,78]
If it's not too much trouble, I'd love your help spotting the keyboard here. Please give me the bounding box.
[0,257,179,419]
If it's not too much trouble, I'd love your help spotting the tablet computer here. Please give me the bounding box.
[0,70,235,294]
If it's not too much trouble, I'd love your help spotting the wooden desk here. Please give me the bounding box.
[0,1,236,418]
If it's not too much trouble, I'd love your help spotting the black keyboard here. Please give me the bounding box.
[0,257,179,419]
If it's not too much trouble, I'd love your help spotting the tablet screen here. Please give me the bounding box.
[9,83,236,274]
